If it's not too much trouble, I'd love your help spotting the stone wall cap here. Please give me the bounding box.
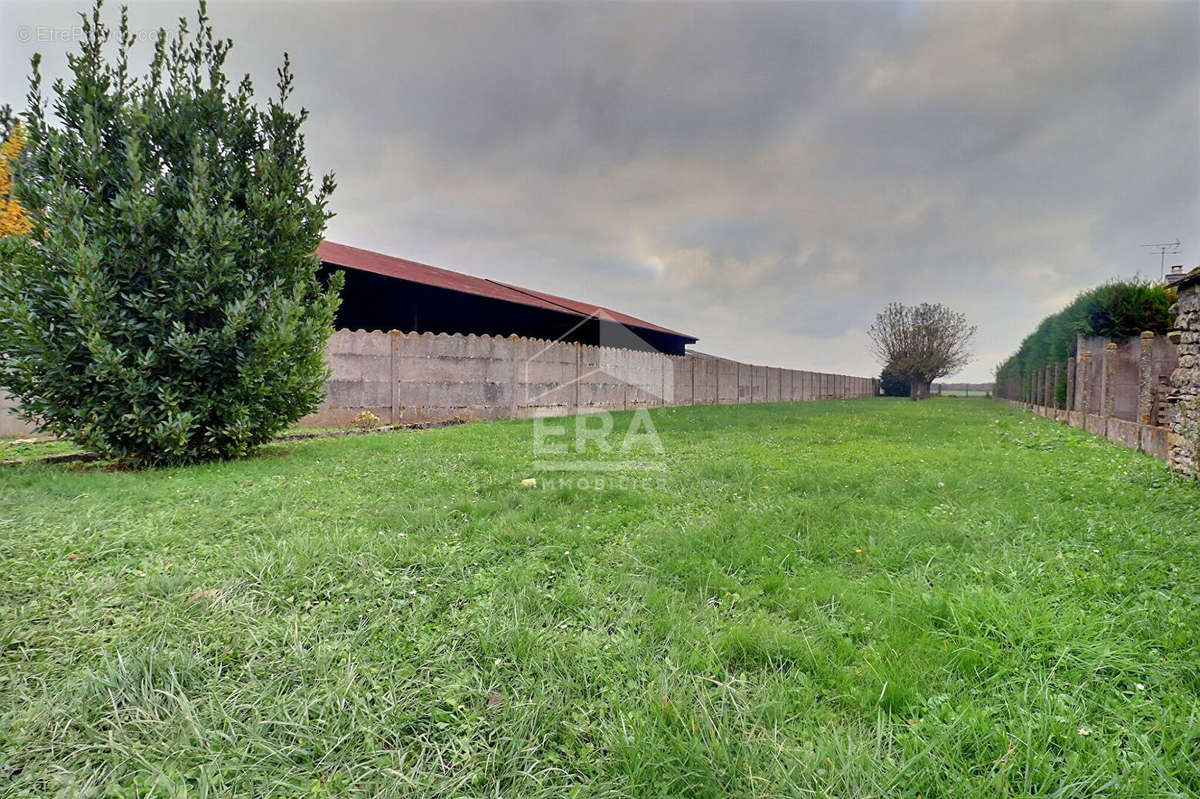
[1175,266,1200,289]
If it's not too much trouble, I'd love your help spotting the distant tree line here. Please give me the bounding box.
[993,280,1173,389]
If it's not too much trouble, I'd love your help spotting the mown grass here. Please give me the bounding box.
[0,436,81,462]
[1,399,1198,797]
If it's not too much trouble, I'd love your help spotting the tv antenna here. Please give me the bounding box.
[1141,239,1181,278]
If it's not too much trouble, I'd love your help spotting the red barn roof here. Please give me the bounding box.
[317,240,696,341]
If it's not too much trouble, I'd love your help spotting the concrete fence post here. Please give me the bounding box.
[714,358,720,405]
[1066,356,1076,412]
[661,353,667,408]
[1052,362,1062,410]
[1138,331,1155,424]
[574,342,582,414]
[1042,365,1051,409]
[1079,350,1093,414]
[1033,369,1042,408]
[389,330,401,425]
[1103,341,1117,419]
[690,354,696,407]
[509,334,519,419]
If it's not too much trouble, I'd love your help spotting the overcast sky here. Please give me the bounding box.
[3,1,1197,380]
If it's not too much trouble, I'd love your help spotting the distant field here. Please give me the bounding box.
[932,388,993,397]
[2,399,1198,796]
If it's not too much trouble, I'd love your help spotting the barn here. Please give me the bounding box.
[317,241,698,355]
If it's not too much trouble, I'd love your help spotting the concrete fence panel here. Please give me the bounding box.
[518,337,576,418]
[672,355,694,407]
[393,333,515,424]
[692,356,718,405]
[1061,335,1177,421]
[717,358,739,404]
[578,344,627,412]
[737,364,752,404]
[320,329,397,426]
[0,391,37,438]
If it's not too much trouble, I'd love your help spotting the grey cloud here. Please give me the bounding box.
[1,0,1196,380]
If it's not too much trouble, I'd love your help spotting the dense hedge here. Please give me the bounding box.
[994,281,1174,386]
[879,368,911,397]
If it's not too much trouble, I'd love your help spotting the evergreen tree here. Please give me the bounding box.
[878,367,911,398]
[0,1,342,465]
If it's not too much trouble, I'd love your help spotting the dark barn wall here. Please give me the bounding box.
[323,265,690,355]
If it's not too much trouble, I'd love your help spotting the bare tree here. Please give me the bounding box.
[868,302,975,400]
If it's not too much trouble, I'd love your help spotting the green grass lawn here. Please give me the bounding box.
[2,399,1198,797]
[0,436,83,463]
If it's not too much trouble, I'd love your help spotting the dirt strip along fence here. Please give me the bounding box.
[300,330,879,427]
[995,332,1177,460]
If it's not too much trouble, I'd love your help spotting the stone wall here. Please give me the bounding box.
[300,330,878,427]
[1168,273,1200,476]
